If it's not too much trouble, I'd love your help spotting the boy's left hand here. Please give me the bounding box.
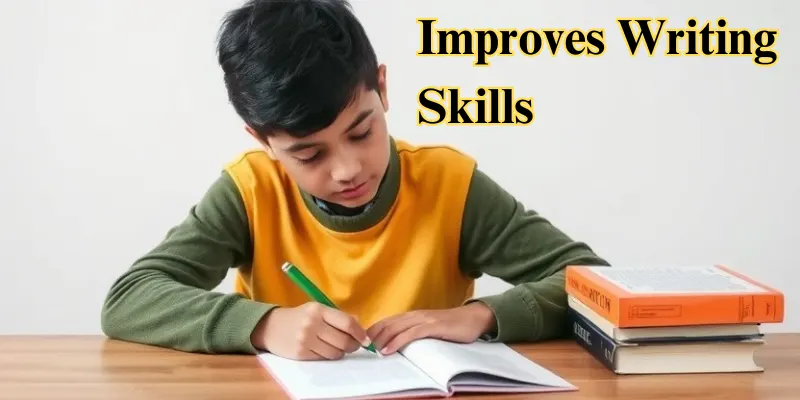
[366,302,497,355]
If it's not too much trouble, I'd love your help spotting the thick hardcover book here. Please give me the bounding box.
[565,265,784,328]
[568,307,764,374]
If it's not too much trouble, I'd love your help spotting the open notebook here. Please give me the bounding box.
[257,338,576,400]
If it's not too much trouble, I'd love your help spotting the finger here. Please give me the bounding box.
[294,347,325,361]
[321,308,370,347]
[371,314,425,351]
[366,313,404,341]
[317,322,361,353]
[382,324,435,355]
[367,312,413,343]
[308,335,347,360]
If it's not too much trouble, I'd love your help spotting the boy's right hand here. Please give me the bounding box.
[252,302,371,360]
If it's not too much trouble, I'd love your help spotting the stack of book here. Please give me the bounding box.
[564,264,784,374]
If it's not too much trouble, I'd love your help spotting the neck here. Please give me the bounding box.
[314,196,372,216]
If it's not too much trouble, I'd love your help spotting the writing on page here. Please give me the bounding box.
[588,266,767,294]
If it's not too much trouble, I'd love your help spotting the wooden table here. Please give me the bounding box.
[1,334,798,399]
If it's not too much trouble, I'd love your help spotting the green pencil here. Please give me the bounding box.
[281,262,378,354]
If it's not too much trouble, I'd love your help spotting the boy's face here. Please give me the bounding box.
[249,65,391,208]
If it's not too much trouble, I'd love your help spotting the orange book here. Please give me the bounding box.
[565,265,784,328]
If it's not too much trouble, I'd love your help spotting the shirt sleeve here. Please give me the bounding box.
[458,167,610,342]
[100,171,276,354]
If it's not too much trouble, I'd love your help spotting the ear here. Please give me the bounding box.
[377,64,389,112]
[245,125,277,160]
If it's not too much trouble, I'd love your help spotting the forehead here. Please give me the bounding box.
[272,86,377,146]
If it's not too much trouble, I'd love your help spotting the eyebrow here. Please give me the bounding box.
[284,142,318,153]
[284,109,374,153]
[346,109,373,132]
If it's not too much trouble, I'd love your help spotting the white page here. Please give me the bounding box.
[257,348,445,400]
[400,339,574,390]
[398,339,465,385]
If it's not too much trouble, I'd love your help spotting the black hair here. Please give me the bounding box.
[216,0,379,138]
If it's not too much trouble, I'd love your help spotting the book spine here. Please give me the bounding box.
[617,294,784,327]
[568,308,618,372]
[566,268,621,325]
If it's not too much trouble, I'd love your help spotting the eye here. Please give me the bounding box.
[351,129,372,141]
[297,152,322,165]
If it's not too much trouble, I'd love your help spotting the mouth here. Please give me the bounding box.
[336,180,369,199]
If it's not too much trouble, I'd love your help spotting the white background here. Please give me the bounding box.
[1,0,797,334]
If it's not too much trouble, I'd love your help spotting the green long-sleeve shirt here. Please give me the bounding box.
[100,143,609,354]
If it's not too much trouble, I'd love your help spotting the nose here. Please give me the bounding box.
[330,152,362,183]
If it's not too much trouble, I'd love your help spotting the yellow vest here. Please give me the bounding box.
[224,138,476,327]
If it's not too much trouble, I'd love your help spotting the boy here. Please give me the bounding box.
[100,0,609,360]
